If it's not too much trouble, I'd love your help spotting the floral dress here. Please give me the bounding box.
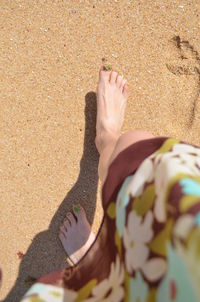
[21,137,200,302]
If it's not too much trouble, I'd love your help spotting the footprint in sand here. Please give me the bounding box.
[166,35,200,127]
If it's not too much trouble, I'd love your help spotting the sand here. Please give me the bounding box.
[0,0,200,300]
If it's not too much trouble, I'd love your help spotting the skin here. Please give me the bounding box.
[59,66,154,265]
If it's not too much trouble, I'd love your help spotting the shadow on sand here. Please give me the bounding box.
[3,92,99,302]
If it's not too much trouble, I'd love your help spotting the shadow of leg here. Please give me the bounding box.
[3,92,99,302]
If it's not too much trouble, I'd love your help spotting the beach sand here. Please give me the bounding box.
[1,0,200,300]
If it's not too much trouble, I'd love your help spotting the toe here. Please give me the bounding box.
[59,232,66,243]
[64,219,71,230]
[117,74,124,88]
[110,70,118,84]
[60,226,67,237]
[73,204,86,220]
[122,81,129,98]
[121,78,127,88]
[66,212,76,225]
[99,65,111,82]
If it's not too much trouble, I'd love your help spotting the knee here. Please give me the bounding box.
[118,130,154,145]
[109,130,154,165]
[119,129,154,143]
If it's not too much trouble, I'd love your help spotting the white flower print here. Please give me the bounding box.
[126,142,200,223]
[172,143,200,175]
[142,257,167,281]
[154,151,200,222]
[154,155,193,222]
[173,143,200,156]
[22,283,77,302]
[116,176,133,237]
[123,210,153,273]
[85,255,125,302]
[174,214,194,239]
[126,158,154,198]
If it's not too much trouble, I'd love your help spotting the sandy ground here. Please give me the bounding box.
[0,0,200,300]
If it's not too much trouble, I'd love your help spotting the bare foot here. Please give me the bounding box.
[59,205,95,265]
[95,66,129,153]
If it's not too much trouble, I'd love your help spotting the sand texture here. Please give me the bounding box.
[1,0,200,300]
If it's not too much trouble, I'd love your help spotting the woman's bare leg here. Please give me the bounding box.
[59,66,154,264]
[97,130,154,185]
[95,66,154,185]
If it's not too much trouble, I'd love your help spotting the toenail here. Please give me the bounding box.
[103,64,112,71]
[73,205,81,213]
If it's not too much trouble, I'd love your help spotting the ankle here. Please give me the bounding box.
[95,130,119,154]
